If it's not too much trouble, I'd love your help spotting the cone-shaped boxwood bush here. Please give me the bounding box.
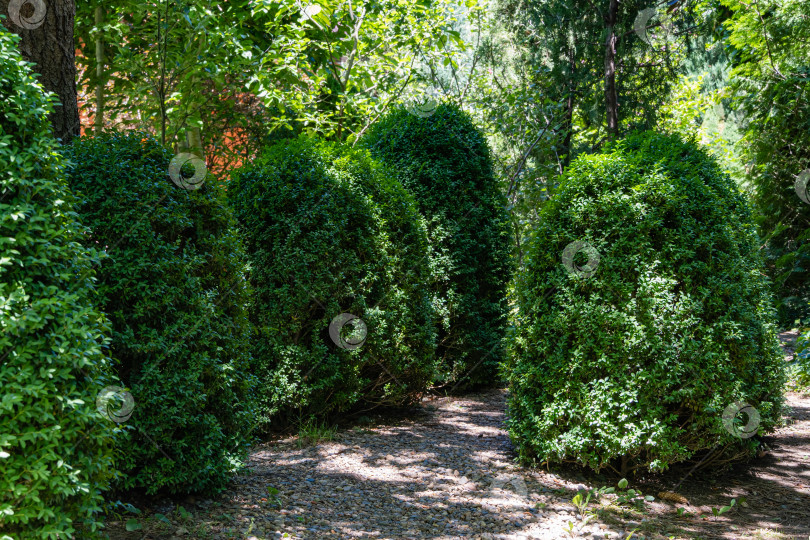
[506,132,785,474]
[228,137,436,426]
[63,132,257,495]
[0,31,118,537]
[362,104,512,389]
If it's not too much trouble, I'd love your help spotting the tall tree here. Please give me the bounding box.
[495,0,696,155]
[474,0,709,261]
[722,0,810,323]
[1,0,80,142]
[604,0,620,139]
[93,2,104,135]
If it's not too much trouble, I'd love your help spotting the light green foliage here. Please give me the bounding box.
[0,30,118,538]
[363,104,512,389]
[295,419,338,448]
[711,498,736,520]
[657,73,747,185]
[75,0,470,170]
[506,132,785,474]
[721,0,810,323]
[76,0,257,151]
[251,0,468,141]
[792,329,810,388]
[571,490,597,527]
[657,75,706,139]
[63,132,257,495]
[228,137,436,426]
[612,478,654,508]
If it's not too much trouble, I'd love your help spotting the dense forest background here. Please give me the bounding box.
[24,0,804,325]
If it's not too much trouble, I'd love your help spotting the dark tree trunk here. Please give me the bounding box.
[604,0,619,140]
[1,0,80,143]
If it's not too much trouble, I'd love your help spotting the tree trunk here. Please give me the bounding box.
[180,38,206,160]
[604,0,619,141]
[563,44,576,170]
[94,4,104,136]
[185,127,204,159]
[1,0,80,143]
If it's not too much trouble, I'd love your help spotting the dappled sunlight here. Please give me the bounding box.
[216,389,630,539]
[212,386,810,539]
[98,380,810,539]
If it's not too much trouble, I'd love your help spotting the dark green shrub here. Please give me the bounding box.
[0,30,117,537]
[228,137,436,426]
[63,132,256,495]
[506,131,785,474]
[362,104,512,389]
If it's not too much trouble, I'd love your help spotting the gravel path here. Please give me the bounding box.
[105,383,810,539]
[222,390,625,540]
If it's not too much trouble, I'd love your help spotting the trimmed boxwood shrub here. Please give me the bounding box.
[506,132,786,474]
[0,30,117,537]
[362,104,512,389]
[63,132,257,495]
[228,137,436,426]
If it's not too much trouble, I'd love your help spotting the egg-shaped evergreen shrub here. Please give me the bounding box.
[506,131,785,474]
[63,132,257,495]
[362,104,512,390]
[228,137,436,426]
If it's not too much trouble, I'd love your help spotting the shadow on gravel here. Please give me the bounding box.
[102,388,810,540]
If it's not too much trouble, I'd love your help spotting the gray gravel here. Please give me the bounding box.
[215,389,633,540]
